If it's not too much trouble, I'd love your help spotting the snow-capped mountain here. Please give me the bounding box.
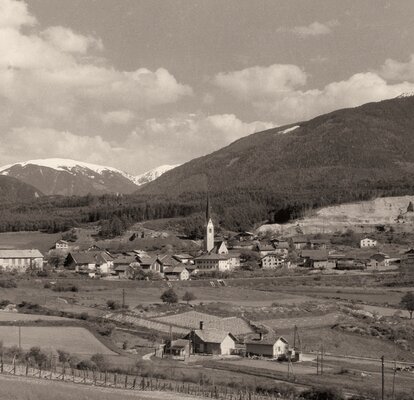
[0,159,178,196]
[133,164,179,186]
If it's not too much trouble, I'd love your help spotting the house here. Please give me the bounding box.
[261,254,285,269]
[272,241,289,257]
[185,323,237,355]
[245,333,289,359]
[194,253,239,272]
[301,250,335,269]
[309,239,328,250]
[291,237,308,250]
[360,237,377,248]
[113,255,137,278]
[164,339,190,359]
[164,266,190,281]
[368,253,390,270]
[172,254,194,264]
[139,256,163,274]
[55,240,69,251]
[234,231,256,242]
[65,251,114,275]
[0,249,44,272]
[256,243,275,257]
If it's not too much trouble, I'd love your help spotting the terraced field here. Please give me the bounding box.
[106,313,188,335]
[258,312,341,330]
[153,311,255,335]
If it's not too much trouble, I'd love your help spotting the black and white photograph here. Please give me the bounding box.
[0,0,414,399]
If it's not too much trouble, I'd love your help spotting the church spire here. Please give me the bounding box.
[204,193,214,253]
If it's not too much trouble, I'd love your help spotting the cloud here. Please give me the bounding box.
[101,110,136,125]
[0,0,35,29]
[42,26,103,54]
[380,54,414,82]
[213,63,414,125]
[0,0,192,133]
[280,20,339,37]
[213,64,307,100]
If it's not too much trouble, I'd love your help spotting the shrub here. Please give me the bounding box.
[0,299,11,308]
[52,284,78,292]
[90,353,108,371]
[25,347,48,368]
[77,360,97,370]
[300,386,344,400]
[43,282,51,289]
[79,312,89,320]
[106,299,121,310]
[160,288,178,304]
[0,280,17,288]
[97,323,115,336]
[182,291,196,304]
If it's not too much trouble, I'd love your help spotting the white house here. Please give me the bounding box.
[245,333,289,359]
[164,266,190,281]
[360,237,378,248]
[261,254,285,269]
[55,240,69,250]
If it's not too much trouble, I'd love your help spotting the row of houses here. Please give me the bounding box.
[163,321,292,360]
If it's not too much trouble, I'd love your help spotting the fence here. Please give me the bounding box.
[0,359,291,400]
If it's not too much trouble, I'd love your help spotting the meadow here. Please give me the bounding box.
[0,326,115,356]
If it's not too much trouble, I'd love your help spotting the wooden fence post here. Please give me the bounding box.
[25,363,29,376]
[114,373,117,387]
[132,377,136,389]
[124,374,128,388]
[104,371,107,386]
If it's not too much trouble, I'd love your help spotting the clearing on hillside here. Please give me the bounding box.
[0,326,115,356]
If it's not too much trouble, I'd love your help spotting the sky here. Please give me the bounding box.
[1,0,414,175]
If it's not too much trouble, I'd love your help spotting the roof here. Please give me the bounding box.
[261,253,283,260]
[173,254,193,260]
[274,242,289,249]
[56,240,68,244]
[69,251,113,265]
[257,244,275,251]
[114,265,129,272]
[301,249,328,261]
[195,253,229,261]
[113,255,136,265]
[370,253,389,261]
[292,236,308,243]
[309,239,328,244]
[139,256,159,266]
[245,334,288,346]
[192,329,235,344]
[0,249,43,258]
[170,339,189,349]
[361,237,376,241]
[164,266,188,274]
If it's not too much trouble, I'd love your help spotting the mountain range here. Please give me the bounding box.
[0,159,177,196]
[138,94,414,228]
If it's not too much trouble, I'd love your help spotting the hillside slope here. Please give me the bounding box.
[139,95,414,229]
[0,175,43,203]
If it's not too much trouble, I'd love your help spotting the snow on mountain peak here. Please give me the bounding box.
[0,158,179,187]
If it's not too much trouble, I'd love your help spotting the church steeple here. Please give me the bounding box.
[204,194,214,253]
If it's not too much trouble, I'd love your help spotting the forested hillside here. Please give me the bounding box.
[2,95,414,235]
[0,176,43,203]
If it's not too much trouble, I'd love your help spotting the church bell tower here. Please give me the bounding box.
[204,195,214,253]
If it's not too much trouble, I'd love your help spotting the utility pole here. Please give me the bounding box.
[18,326,21,351]
[381,355,385,400]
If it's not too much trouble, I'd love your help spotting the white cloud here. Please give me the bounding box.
[101,110,135,125]
[0,0,192,132]
[380,54,414,82]
[42,26,103,54]
[213,64,307,100]
[213,62,414,125]
[291,20,339,37]
[0,0,35,29]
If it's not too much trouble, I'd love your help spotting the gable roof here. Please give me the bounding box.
[301,249,328,261]
[113,255,137,265]
[0,249,43,258]
[164,266,188,274]
[192,329,236,344]
[257,244,275,251]
[69,251,113,265]
[245,333,288,346]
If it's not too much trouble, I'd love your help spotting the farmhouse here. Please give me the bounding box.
[139,256,163,274]
[0,249,44,272]
[55,240,69,250]
[309,239,328,249]
[261,254,285,269]
[256,243,275,257]
[185,323,237,355]
[172,254,194,264]
[272,241,289,257]
[65,251,114,274]
[301,250,335,269]
[368,253,390,270]
[113,255,137,278]
[245,333,289,359]
[360,237,377,248]
[234,231,256,242]
[164,265,190,281]
[164,339,190,359]
[194,253,239,272]
[292,236,308,250]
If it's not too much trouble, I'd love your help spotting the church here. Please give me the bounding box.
[194,197,240,273]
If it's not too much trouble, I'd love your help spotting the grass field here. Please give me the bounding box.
[0,326,115,356]
[0,231,61,253]
[0,374,203,400]
[0,311,69,322]
[258,312,341,330]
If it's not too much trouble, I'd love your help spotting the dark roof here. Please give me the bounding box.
[370,253,388,261]
[139,256,159,266]
[113,255,136,265]
[164,266,188,274]
[69,251,112,265]
[301,249,328,261]
[170,339,189,349]
[195,253,229,261]
[257,244,275,251]
[245,333,288,346]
